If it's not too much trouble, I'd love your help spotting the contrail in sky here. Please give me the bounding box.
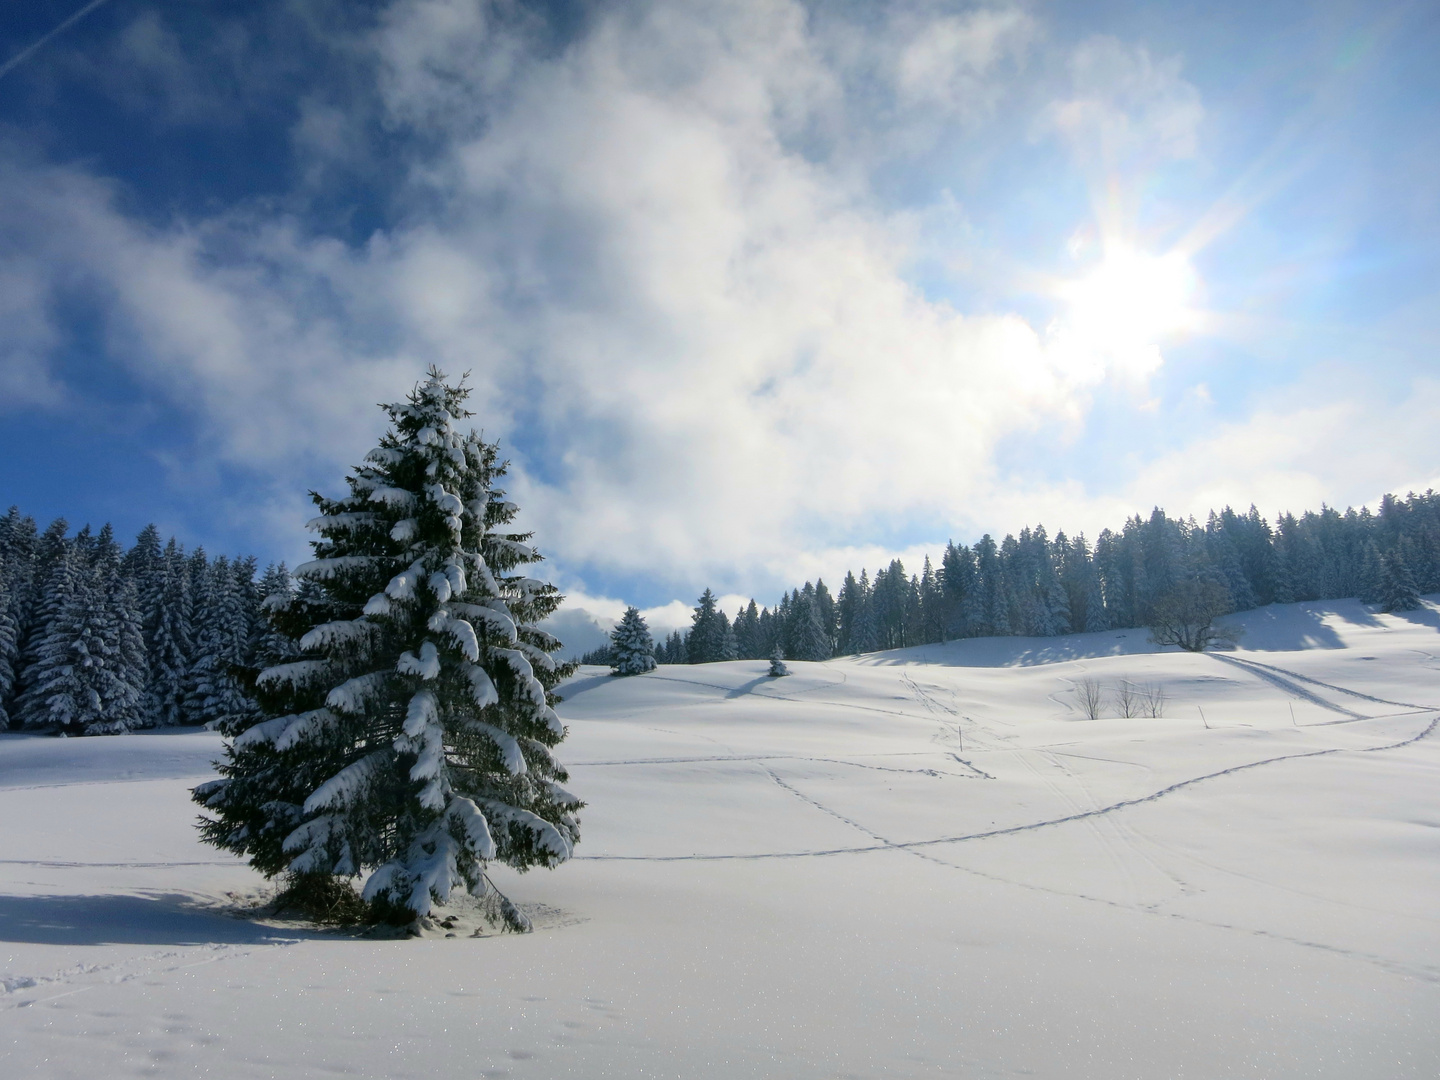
[0,0,117,81]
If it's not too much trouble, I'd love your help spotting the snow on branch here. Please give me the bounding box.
[479,799,573,862]
[403,690,438,738]
[303,751,389,814]
[256,660,332,692]
[489,538,537,561]
[385,561,425,601]
[305,512,378,533]
[449,602,517,644]
[461,662,499,709]
[326,671,391,713]
[511,640,557,672]
[447,796,497,861]
[364,447,404,466]
[295,556,384,581]
[462,719,527,775]
[299,620,377,652]
[492,648,547,708]
[396,641,442,680]
[369,487,417,509]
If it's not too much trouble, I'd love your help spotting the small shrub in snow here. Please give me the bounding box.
[1139,682,1166,718]
[193,369,582,930]
[1075,677,1103,720]
[768,646,790,678]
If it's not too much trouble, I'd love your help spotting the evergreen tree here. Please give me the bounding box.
[835,570,865,654]
[147,540,194,727]
[250,563,299,673]
[767,644,790,677]
[1379,551,1422,613]
[609,607,656,676]
[0,558,17,730]
[13,518,72,704]
[849,569,880,653]
[660,629,688,664]
[194,370,581,926]
[733,600,763,659]
[98,573,149,733]
[791,589,832,662]
[13,546,140,733]
[688,588,735,663]
[1357,541,1385,605]
[813,579,837,653]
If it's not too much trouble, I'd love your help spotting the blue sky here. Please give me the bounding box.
[1,0,1437,641]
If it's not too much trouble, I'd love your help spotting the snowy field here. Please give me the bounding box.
[2,598,1439,1078]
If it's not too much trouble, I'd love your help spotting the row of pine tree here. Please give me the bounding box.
[601,493,1436,666]
[8,491,1438,715]
[0,507,286,734]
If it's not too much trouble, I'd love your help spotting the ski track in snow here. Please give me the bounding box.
[577,714,1439,862]
[749,712,1440,986]
[1216,653,1436,711]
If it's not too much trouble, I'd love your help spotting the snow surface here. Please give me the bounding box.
[2,597,1439,1077]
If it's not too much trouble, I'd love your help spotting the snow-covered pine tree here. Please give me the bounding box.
[792,591,832,661]
[13,543,142,734]
[83,524,147,733]
[194,369,581,928]
[767,644,789,677]
[146,540,194,727]
[105,572,149,732]
[1379,551,1422,613]
[0,558,17,730]
[609,607,656,676]
[179,548,213,724]
[688,588,736,663]
[200,556,263,732]
[660,629,687,664]
[248,563,299,675]
[183,555,229,726]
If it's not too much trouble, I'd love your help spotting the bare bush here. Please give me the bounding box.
[1149,579,1243,652]
[1139,682,1166,718]
[1075,678,1104,721]
[1113,679,1140,718]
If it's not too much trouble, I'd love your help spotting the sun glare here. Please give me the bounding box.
[1058,245,1199,372]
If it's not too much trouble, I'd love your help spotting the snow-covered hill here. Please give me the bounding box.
[3,598,1438,1078]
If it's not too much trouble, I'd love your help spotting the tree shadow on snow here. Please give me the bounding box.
[0,892,323,946]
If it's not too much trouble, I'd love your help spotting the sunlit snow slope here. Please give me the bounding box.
[2,598,1438,1078]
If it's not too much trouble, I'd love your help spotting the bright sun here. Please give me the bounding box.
[1057,245,1198,374]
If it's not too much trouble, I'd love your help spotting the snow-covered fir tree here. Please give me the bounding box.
[609,607,656,676]
[193,369,582,927]
[248,563,298,676]
[1379,551,1421,613]
[688,588,737,663]
[146,540,194,727]
[767,644,789,677]
[14,547,144,734]
[791,590,832,661]
[0,558,18,730]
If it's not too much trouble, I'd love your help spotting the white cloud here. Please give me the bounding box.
[1042,36,1204,172]
[13,0,1424,620]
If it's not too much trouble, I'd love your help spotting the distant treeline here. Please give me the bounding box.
[0,508,289,734]
[583,492,1436,666]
